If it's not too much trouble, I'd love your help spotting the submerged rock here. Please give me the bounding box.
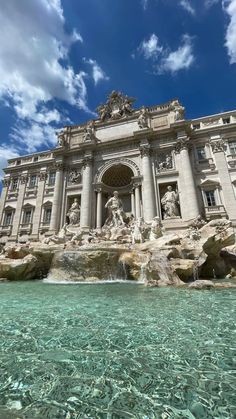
[188,280,215,289]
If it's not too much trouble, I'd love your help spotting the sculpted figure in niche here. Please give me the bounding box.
[161,185,180,219]
[138,106,149,129]
[67,198,80,225]
[104,191,126,227]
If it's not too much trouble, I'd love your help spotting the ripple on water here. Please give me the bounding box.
[0,282,235,418]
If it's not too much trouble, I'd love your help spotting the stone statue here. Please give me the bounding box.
[67,198,80,225]
[104,191,126,227]
[170,99,185,121]
[149,217,163,241]
[57,130,66,147]
[131,218,144,244]
[83,120,96,143]
[138,106,149,129]
[43,224,67,244]
[161,186,180,219]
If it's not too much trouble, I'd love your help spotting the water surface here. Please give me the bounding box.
[0,282,235,418]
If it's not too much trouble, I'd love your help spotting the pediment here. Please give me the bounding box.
[200,179,220,187]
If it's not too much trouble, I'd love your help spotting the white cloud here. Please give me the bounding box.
[0,145,19,180]
[205,0,220,7]
[0,0,98,168]
[180,0,195,15]
[139,34,163,59]
[158,35,194,74]
[141,0,149,10]
[223,0,236,64]
[83,58,109,85]
[137,33,194,74]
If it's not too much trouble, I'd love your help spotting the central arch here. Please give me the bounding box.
[94,159,141,228]
[102,164,133,188]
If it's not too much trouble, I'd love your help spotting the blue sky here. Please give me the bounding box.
[0,0,236,176]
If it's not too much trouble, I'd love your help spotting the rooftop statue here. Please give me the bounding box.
[138,106,149,129]
[97,91,135,122]
[83,120,96,143]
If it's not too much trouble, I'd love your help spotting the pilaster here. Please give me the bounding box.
[10,172,28,241]
[31,170,47,240]
[210,135,236,221]
[49,161,64,234]
[0,176,10,225]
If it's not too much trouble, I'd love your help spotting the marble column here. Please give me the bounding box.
[134,183,141,218]
[0,177,10,225]
[175,134,199,221]
[80,155,93,229]
[131,188,135,216]
[49,162,64,234]
[140,142,156,221]
[31,171,47,240]
[11,172,28,241]
[210,136,236,221]
[96,187,102,229]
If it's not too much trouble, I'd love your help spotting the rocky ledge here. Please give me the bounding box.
[0,218,236,287]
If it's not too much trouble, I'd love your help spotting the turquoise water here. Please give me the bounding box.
[0,282,235,418]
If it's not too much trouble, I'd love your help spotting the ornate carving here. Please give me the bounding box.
[157,154,173,172]
[2,177,10,187]
[20,174,28,184]
[68,169,82,184]
[38,172,47,181]
[140,144,151,157]
[138,106,149,129]
[54,162,64,171]
[175,137,189,153]
[96,91,135,122]
[82,156,93,168]
[210,138,226,153]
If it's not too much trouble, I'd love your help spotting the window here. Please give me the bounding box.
[29,174,37,188]
[229,141,236,155]
[23,209,32,224]
[192,123,200,130]
[196,146,206,161]
[17,160,21,165]
[223,117,230,124]
[3,211,13,226]
[48,172,56,186]
[43,208,52,224]
[205,190,216,207]
[11,177,18,191]
[33,156,38,162]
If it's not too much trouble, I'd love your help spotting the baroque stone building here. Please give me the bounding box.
[1,90,236,244]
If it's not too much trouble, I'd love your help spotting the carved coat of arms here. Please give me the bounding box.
[97,91,135,122]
